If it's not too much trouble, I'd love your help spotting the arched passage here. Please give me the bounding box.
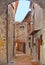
[15,39,26,55]
[0,0,45,64]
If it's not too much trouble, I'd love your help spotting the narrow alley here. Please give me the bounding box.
[0,0,45,65]
[8,54,39,65]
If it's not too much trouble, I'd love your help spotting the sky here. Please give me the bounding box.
[15,1,30,22]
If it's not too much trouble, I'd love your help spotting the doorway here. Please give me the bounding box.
[37,39,40,60]
[23,43,25,53]
[37,35,42,60]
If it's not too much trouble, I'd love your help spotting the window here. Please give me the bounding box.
[20,25,24,30]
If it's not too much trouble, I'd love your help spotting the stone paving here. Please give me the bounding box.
[8,54,40,65]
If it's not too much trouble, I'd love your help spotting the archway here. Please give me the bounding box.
[15,39,26,55]
[0,0,45,64]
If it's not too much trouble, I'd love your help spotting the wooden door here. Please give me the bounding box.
[37,35,42,60]
[37,39,40,60]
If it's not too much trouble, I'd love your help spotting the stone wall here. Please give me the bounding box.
[15,22,30,54]
[30,2,45,63]
[41,10,45,64]
[31,2,43,30]
[8,3,15,61]
[15,22,28,43]
[31,2,45,64]
[31,0,45,8]
[0,1,16,64]
[0,8,7,64]
[34,4,43,30]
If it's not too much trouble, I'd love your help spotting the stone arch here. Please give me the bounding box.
[0,0,45,64]
[15,39,26,54]
[31,0,45,9]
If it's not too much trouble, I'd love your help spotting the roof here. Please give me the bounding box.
[22,10,31,22]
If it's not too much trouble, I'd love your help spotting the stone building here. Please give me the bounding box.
[0,1,18,64]
[22,11,31,35]
[30,2,44,63]
[6,1,18,62]
[15,22,30,55]
[0,0,45,64]
[22,11,31,54]
[0,7,7,64]
[8,2,15,62]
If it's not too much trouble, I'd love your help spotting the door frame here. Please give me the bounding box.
[37,35,42,60]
